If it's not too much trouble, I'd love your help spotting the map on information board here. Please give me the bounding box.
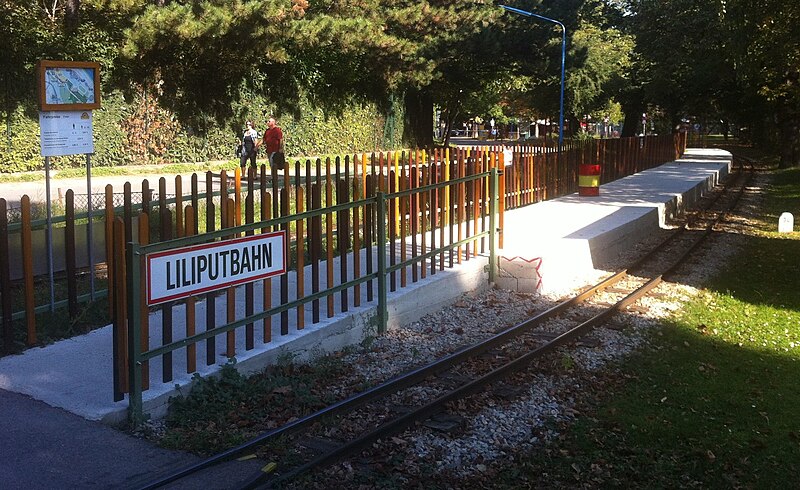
[37,60,101,111]
[45,67,96,105]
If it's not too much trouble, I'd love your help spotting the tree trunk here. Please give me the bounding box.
[567,114,580,137]
[403,89,434,148]
[621,104,643,138]
[64,0,79,33]
[778,104,800,168]
[670,112,682,134]
[442,106,458,148]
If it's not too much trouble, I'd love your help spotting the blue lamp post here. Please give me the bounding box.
[500,5,566,150]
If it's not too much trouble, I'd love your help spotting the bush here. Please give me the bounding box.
[0,89,405,173]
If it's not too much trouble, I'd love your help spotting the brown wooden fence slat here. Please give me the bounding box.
[326,158,335,318]
[141,179,151,218]
[441,150,449,271]
[191,174,199,235]
[271,161,280,223]
[306,158,313,214]
[280,187,290,334]
[389,168,397,292]
[400,157,408,288]
[184,205,197,374]
[175,175,184,238]
[294,159,301,206]
[447,151,455,268]
[296,186,305,329]
[475,151,484,255]
[205,171,216,365]
[420,163,427,280]
[160,207,173,383]
[336,179,349,313]
[245,168,255,351]
[466,152,475,260]
[261,175,273,343]
[410,154,419,283]
[219,169,228,215]
[352,179,361,308]
[112,217,128,400]
[234,167,242,227]
[0,199,11,354]
[123,183,133,246]
[436,149,445,272]
[225,198,236,358]
[457,149,465,264]
[311,182,321,324]
[21,196,36,346]
[499,154,506,249]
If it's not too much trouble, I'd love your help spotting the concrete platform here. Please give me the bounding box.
[0,148,731,424]
[497,148,731,293]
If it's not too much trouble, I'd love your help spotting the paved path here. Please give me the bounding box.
[0,389,263,489]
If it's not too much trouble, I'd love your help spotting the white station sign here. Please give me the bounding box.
[146,231,287,306]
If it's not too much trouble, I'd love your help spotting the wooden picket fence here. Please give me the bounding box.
[0,133,687,363]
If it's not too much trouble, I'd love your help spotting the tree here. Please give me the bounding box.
[118,0,500,146]
[725,0,800,166]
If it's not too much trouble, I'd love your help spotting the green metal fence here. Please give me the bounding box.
[124,168,499,422]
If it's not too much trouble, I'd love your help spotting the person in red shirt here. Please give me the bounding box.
[260,116,284,169]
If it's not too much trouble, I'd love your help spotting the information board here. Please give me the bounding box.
[39,111,94,157]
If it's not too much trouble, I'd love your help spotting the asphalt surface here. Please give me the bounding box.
[0,389,265,489]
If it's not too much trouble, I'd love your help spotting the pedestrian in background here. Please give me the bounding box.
[240,120,259,170]
[261,116,285,169]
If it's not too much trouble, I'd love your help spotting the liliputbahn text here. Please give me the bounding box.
[146,231,287,306]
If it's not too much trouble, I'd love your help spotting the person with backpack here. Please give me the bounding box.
[261,116,285,169]
[239,120,259,170]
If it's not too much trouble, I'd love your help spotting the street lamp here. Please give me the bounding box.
[500,4,566,150]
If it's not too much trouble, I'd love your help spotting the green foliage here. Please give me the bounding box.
[0,88,403,173]
[0,106,41,172]
[567,24,634,118]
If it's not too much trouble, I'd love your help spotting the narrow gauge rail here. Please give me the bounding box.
[137,159,753,490]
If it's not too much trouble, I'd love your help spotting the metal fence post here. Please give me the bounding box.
[376,192,388,333]
[489,168,498,284]
[126,241,144,425]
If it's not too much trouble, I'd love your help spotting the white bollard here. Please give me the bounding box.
[778,212,794,233]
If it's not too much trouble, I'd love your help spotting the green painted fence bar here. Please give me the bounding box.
[124,170,497,423]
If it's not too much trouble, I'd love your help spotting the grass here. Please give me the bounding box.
[0,151,390,184]
[0,161,242,183]
[497,165,800,488]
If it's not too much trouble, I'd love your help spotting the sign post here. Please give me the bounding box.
[37,60,101,310]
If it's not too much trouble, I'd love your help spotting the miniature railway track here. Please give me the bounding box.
[137,159,754,490]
